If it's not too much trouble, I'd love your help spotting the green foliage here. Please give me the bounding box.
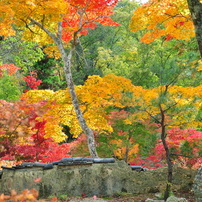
[0,72,23,101]
[33,55,66,90]
[147,39,202,87]
[180,141,193,157]
[72,0,201,88]
[97,109,157,161]
[0,35,44,73]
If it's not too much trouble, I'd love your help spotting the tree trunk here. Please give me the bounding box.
[28,18,99,158]
[187,0,202,58]
[159,104,173,201]
[56,39,99,158]
[161,125,173,201]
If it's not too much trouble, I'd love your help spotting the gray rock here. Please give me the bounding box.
[69,198,107,202]
[166,196,187,202]
[145,199,164,202]
[192,167,202,202]
[145,196,187,202]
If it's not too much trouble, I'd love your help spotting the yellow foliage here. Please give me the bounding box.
[0,3,15,37]
[130,0,195,43]
[0,0,70,43]
[44,122,67,142]
[110,139,139,162]
[22,89,54,104]
[22,74,202,143]
[43,46,61,59]
[193,60,202,71]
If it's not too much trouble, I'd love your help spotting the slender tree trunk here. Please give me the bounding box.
[125,146,129,163]
[56,40,99,158]
[29,18,99,158]
[187,0,202,58]
[159,104,173,201]
[124,132,132,163]
[161,125,173,201]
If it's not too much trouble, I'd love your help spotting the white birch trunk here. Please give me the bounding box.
[29,18,99,158]
[56,40,99,158]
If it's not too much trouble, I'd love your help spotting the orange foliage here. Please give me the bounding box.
[130,0,195,43]
[0,64,20,77]
[0,0,119,49]
[0,189,41,202]
[110,138,139,162]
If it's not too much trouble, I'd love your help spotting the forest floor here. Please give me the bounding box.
[54,191,196,202]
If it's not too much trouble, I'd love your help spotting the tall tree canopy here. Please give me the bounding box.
[130,0,195,43]
[0,0,119,157]
[130,0,202,58]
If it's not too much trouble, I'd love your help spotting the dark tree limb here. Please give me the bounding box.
[187,0,202,58]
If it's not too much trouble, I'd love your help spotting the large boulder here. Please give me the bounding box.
[0,160,196,198]
[192,167,202,202]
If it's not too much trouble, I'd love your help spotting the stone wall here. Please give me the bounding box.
[0,161,197,199]
[192,167,202,202]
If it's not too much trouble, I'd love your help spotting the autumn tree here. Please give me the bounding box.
[130,0,195,44]
[130,0,202,199]
[147,82,200,199]
[0,99,43,157]
[131,0,202,59]
[187,0,202,57]
[0,0,119,157]
[22,74,201,172]
[0,98,71,163]
[22,74,137,141]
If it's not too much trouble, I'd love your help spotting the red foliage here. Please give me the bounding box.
[107,110,130,126]
[165,34,174,41]
[7,118,70,163]
[23,72,42,91]
[130,127,202,169]
[130,154,167,169]
[174,21,185,28]
[61,0,120,42]
[0,100,71,163]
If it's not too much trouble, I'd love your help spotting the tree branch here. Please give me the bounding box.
[28,17,58,42]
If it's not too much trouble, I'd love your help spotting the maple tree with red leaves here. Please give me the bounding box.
[61,0,119,42]
[3,121,71,163]
[23,72,42,92]
[130,127,202,169]
[0,99,71,163]
[0,0,120,158]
